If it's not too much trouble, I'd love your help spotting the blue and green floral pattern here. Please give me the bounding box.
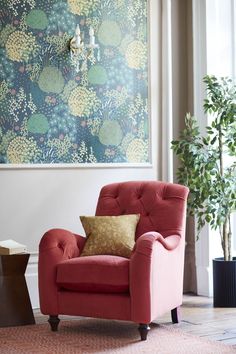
[0,0,149,164]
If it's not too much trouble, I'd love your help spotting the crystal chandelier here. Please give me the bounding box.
[69,25,100,73]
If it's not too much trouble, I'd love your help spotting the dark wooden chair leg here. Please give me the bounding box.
[138,323,150,341]
[171,307,180,323]
[48,315,60,331]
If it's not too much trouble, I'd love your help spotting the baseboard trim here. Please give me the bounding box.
[196,265,213,297]
[26,252,39,309]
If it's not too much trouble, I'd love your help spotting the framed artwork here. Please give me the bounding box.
[0,0,151,167]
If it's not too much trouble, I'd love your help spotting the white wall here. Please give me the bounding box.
[0,0,161,309]
[0,167,158,251]
[0,166,158,308]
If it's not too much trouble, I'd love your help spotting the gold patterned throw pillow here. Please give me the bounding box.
[80,214,140,258]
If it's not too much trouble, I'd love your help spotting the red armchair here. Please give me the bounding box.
[38,181,189,340]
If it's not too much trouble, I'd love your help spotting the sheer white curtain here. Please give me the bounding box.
[161,0,173,182]
[206,0,236,254]
[193,0,236,296]
[206,0,235,77]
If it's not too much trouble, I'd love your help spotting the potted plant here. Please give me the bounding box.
[171,75,236,306]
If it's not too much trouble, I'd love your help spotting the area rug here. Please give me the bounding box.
[0,319,235,354]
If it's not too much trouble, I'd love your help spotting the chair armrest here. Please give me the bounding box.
[38,228,86,315]
[130,231,184,323]
[133,231,181,257]
[39,228,86,256]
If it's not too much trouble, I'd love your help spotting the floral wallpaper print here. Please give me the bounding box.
[0,0,149,164]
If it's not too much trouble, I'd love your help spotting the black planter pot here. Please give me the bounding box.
[213,257,236,307]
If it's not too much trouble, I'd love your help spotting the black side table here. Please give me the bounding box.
[0,253,35,327]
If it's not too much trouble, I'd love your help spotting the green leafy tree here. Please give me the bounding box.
[171,75,236,261]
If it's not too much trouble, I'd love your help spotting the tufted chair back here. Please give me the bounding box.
[95,181,188,240]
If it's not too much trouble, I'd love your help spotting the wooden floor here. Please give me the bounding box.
[35,294,236,346]
[158,294,236,346]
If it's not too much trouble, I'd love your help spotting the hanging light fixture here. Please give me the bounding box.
[69,24,100,73]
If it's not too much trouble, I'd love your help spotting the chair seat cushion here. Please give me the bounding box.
[56,255,129,293]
